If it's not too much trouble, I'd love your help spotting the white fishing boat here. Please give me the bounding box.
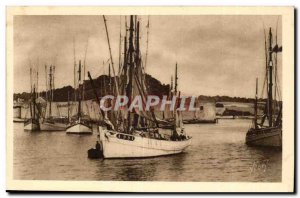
[245,28,282,148]
[66,120,92,134]
[98,127,191,158]
[87,15,191,159]
[66,60,92,134]
[40,65,67,131]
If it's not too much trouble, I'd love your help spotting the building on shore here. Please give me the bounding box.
[182,97,217,124]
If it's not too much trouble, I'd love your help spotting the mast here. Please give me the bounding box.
[36,57,39,98]
[83,37,89,101]
[30,67,32,93]
[144,16,150,71]
[102,61,106,96]
[254,78,258,129]
[36,70,39,99]
[49,65,52,117]
[45,65,48,101]
[268,28,273,127]
[126,15,135,131]
[52,65,55,101]
[122,35,127,87]
[33,85,36,120]
[67,91,70,122]
[122,16,128,83]
[174,63,178,96]
[136,21,140,61]
[77,60,82,119]
[29,67,33,118]
[73,37,77,102]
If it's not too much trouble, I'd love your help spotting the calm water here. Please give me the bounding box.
[13,119,281,182]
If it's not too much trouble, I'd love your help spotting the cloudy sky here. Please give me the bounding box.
[13,15,282,98]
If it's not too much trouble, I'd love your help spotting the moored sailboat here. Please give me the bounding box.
[66,60,92,134]
[245,27,282,148]
[24,67,40,131]
[88,15,191,158]
[39,65,67,131]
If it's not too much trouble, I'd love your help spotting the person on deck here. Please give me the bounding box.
[95,141,101,150]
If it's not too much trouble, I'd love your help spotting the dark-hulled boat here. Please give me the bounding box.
[245,27,282,148]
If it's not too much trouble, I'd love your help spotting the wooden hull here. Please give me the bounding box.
[99,127,192,159]
[66,122,92,134]
[24,119,40,131]
[40,121,66,131]
[183,119,217,124]
[246,127,282,148]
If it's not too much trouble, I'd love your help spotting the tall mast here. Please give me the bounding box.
[29,67,33,118]
[144,16,150,71]
[67,91,70,122]
[174,63,178,96]
[268,28,273,127]
[73,37,77,102]
[33,85,36,120]
[77,60,82,119]
[254,78,258,129]
[49,65,52,117]
[126,15,135,131]
[122,36,127,84]
[36,70,39,98]
[30,67,32,93]
[83,37,89,101]
[136,21,141,82]
[37,57,39,98]
[136,21,140,60]
[45,65,48,101]
[52,65,55,101]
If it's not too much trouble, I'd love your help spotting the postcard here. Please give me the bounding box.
[6,6,294,192]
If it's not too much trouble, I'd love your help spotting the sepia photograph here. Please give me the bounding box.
[6,6,294,192]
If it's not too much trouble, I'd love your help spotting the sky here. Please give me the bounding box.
[13,15,282,98]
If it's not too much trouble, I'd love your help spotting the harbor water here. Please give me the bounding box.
[13,119,281,182]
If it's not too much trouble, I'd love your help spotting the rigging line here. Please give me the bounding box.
[102,15,120,96]
[132,75,157,123]
[260,24,268,99]
[274,68,282,101]
[133,69,159,126]
[144,16,150,72]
